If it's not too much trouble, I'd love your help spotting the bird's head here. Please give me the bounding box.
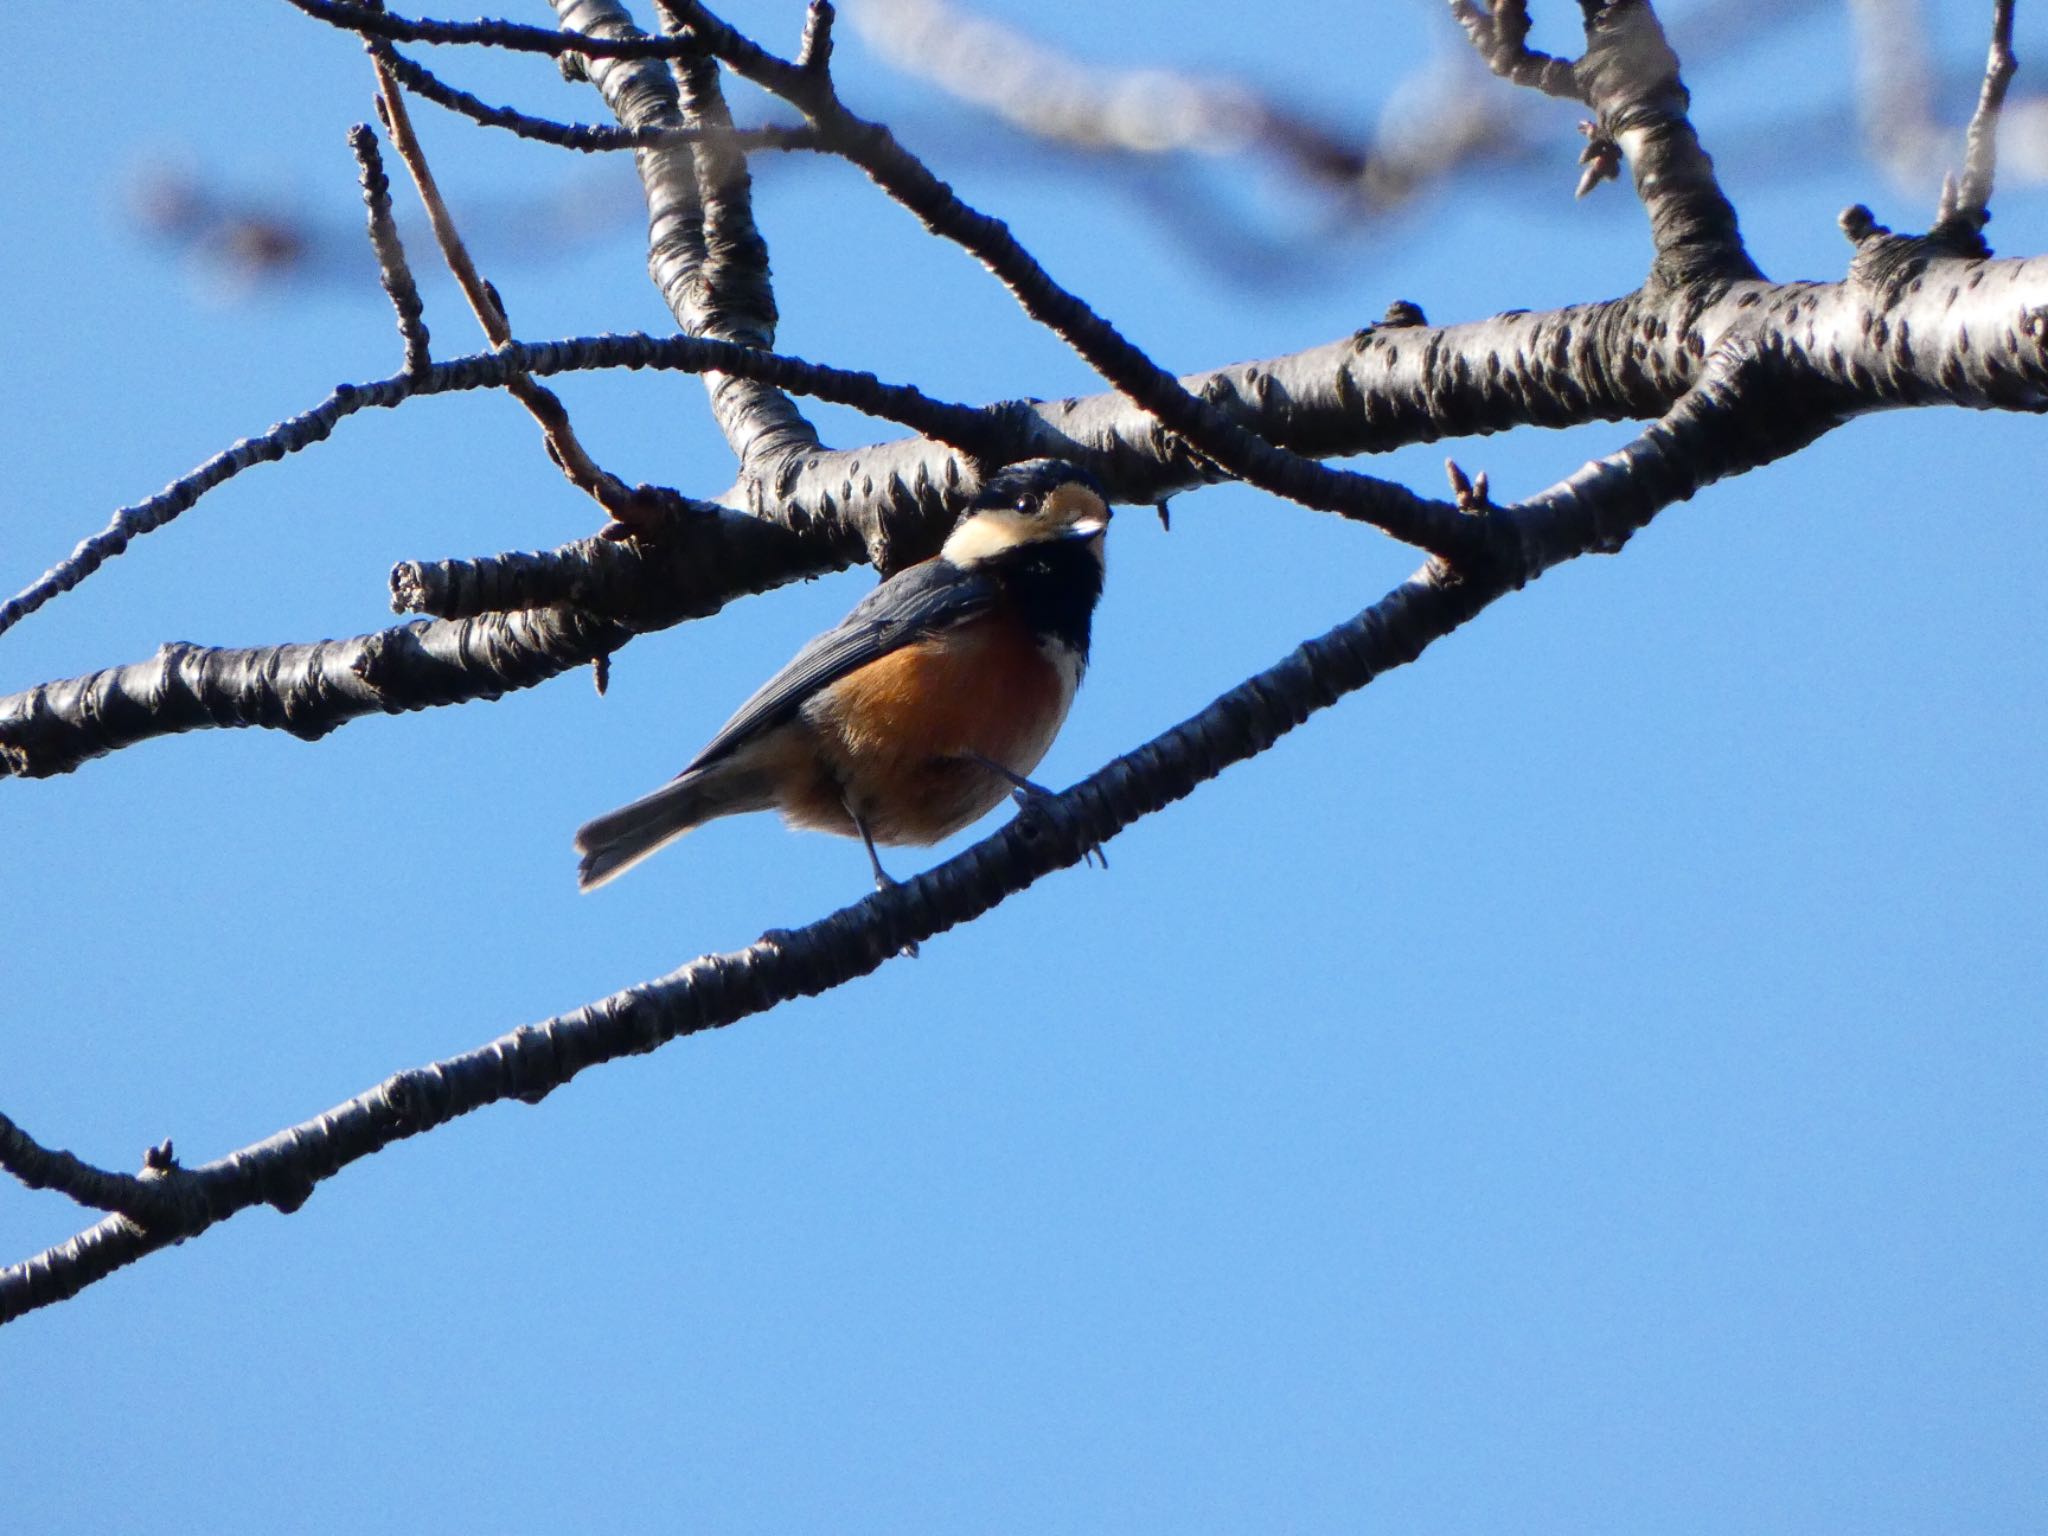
[940,459,1111,567]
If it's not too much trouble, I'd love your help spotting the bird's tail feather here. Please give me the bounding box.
[575,770,757,890]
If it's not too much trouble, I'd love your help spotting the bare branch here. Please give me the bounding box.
[1934,0,2019,245]
[0,1112,174,1225]
[557,0,823,506]
[0,609,630,780]
[282,0,1491,560]
[0,376,394,644]
[1450,0,1586,101]
[0,330,1000,648]
[19,235,2044,780]
[661,0,819,486]
[1511,342,1845,569]
[16,216,2048,666]
[849,0,1387,195]
[8,257,1903,1315]
[378,44,816,153]
[1458,0,1759,288]
[369,45,642,517]
[284,0,715,62]
[797,0,835,74]
[346,122,432,377]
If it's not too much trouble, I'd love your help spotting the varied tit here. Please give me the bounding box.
[575,459,1112,891]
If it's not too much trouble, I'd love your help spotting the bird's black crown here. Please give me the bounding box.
[971,458,1108,511]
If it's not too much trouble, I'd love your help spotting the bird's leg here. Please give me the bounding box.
[852,812,896,891]
[958,753,1108,870]
[843,795,918,958]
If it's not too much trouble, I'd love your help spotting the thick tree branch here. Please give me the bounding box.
[657,0,819,488]
[0,1113,175,1225]
[1459,0,1759,288]
[0,608,632,779]
[1579,1,1760,287]
[9,245,2048,775]
[555,0,823,517]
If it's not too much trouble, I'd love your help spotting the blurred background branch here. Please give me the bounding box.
[130,0,2048,295]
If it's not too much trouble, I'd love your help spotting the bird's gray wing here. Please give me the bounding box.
[681,560,1000,774]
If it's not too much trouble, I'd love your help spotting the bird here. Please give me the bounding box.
[575,458,1112,892]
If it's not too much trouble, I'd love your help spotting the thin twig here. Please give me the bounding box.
[369,46,640,518]
[0,331,1001,646]
[379,45,817,153]
[285,0,718,62]
[797,0,834,72]
[346,123,433,377]
[1937,0,2019,240]
[1448,0,1587,102]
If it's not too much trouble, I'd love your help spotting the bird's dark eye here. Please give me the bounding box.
[1015,496,1035,514]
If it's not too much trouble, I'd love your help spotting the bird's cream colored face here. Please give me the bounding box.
[941,479,1111,566]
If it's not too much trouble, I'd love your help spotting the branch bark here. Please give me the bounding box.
[556,0,824,516]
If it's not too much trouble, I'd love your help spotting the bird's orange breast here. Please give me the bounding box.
[790,613,1076,844]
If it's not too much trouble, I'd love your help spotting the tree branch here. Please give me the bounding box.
[1934,0,2019,247]
[346,122,432,378]
[0,330,1000,647]
[378,43,816,154]
[283,0,1495,562]
[0,1112,175,1225]
[0,608,630,779]
[283,0,720,62]
[10,238,2048,775]
[1458,0,1760,288]
[555,0,823,516]
[370,41,643,517]
[1450,0,1586,102]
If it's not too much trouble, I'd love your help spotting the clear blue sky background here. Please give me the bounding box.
[4,1,2044,1530]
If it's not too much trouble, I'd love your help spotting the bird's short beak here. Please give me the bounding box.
[1066,515,1109,539]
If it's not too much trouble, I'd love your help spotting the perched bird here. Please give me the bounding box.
[575,459,1112,891]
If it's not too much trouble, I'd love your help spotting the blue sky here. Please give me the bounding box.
[3,1,2044,1530]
